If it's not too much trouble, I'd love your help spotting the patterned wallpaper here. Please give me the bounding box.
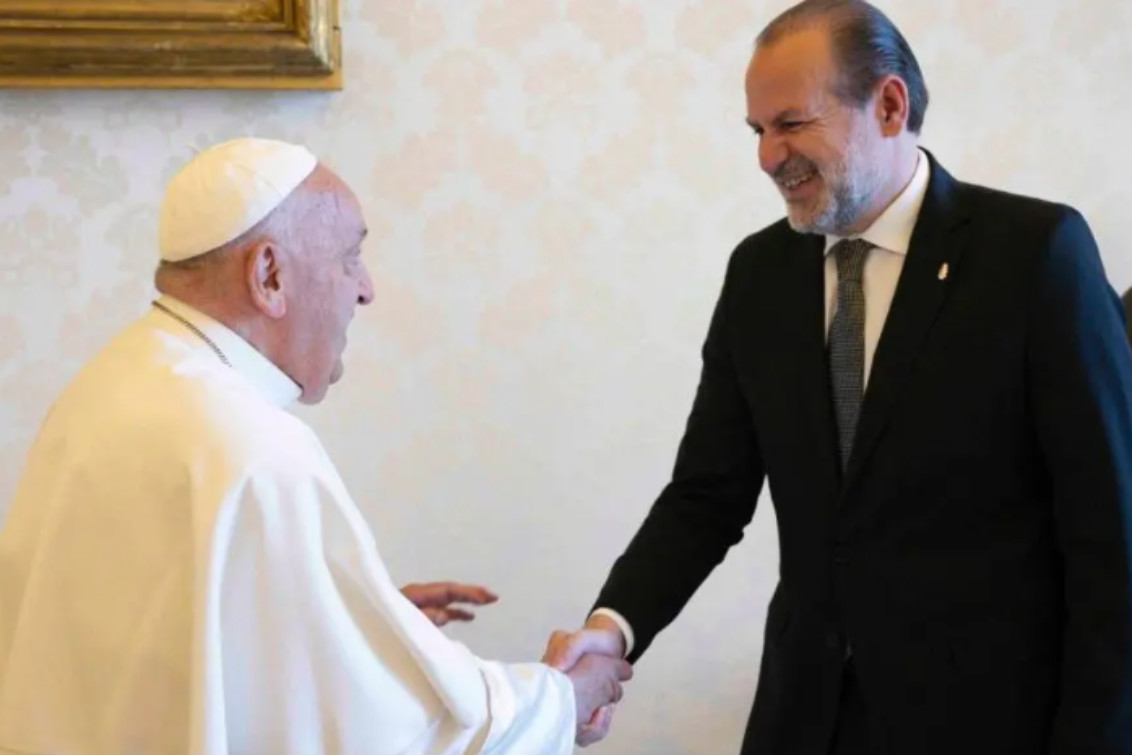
[1,1,1130,752]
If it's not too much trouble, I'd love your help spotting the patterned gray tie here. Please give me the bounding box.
[828,238,872,473]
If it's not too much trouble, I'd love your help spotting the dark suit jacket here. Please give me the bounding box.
[594,153,1132,754]
[1122,288,1132,344]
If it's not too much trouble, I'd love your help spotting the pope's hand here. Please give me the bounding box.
[544,615,630,746]
[400,582,498,627]
[566,655,632,747]
[576,704,616,748]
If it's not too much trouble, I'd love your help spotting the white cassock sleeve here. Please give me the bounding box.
[198,451,575,755]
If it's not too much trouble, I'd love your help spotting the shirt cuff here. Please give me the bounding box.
[589,608,635,658]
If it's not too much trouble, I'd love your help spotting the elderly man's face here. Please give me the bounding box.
[744,26,887,236]
[282,167,374,404]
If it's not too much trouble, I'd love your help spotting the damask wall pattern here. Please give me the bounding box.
[1,1,1129,752]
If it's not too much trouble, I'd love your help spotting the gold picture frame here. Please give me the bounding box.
[0,0,341,90]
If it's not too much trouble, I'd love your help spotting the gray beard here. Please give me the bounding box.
[787,159,886,236]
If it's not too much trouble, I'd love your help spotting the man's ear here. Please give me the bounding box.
[874,74,910,136]
[246,241,287,319]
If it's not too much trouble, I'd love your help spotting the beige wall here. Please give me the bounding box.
[1,1,1130,752]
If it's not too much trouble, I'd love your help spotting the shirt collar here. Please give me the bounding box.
[152,294,302,408]
[824,148,931,256]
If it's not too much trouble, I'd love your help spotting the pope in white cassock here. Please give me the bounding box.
[0,138,631,755]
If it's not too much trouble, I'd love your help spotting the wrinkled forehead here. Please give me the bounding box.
[745,27,839,119]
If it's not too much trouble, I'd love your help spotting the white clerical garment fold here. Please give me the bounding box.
[0,295,574,755]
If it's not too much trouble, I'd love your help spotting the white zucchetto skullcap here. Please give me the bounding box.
[159,137,318,262]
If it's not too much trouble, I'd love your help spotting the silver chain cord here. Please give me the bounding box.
[151,300,232,367]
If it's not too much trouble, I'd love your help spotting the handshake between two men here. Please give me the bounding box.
[403,582,633,747]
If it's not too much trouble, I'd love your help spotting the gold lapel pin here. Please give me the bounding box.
[938,263,949,281]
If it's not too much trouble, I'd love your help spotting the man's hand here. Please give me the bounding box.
[565,654,632,747]
[544,615,630,746]
[543,614,627,671]
[400,582,498,627]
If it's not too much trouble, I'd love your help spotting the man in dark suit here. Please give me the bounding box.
[544,1,1132,753]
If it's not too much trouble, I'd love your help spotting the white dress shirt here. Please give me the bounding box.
[594,150,933,656]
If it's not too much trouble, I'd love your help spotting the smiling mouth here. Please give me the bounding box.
[779,172,816,190]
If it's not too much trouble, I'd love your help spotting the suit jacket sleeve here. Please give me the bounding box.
[1027,207,1132,753]
[593,250,766,663]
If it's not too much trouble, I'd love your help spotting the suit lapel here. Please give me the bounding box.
[840,156,973,494]
[781,232,842,486]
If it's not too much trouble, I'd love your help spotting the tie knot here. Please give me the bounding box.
[832,238,872,283]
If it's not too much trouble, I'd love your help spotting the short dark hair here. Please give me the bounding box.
[757,0,929,133]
